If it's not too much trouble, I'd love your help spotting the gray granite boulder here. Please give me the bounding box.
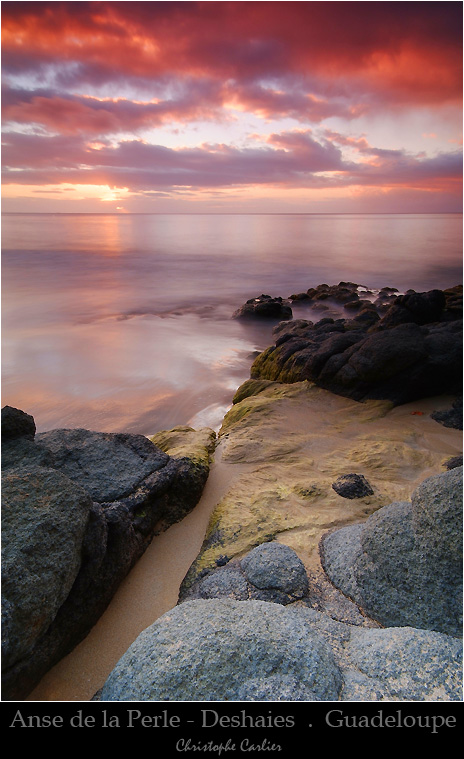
[320,467,463,636]
[180,542,314,607]
[100,599,343,701]
[100,601,462,702]
[1,407,213,700]
[240,542,309,597]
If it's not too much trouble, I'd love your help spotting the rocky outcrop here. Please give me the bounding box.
[250,285,462,406]
[1,406,214,701]
[100,467,463,702]
[179,378,462,597]
[232,294,293,321]
[320,467,463,637]
[100,599,462,701]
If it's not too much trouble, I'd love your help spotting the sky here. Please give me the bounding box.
[1,0,463,214]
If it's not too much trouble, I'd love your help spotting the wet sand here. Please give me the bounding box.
[27,392,462,702]
[28,448,248,702]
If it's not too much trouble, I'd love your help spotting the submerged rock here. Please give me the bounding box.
[321,467,463,637]
[1,407,214,700]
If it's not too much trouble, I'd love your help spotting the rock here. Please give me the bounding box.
[180,540,376,625]
[1,406,36,441]
[375,289,446,329]
[34,427,170,503]
[100,600,462,702]
[1,411,214,700]
[1,468,92,670]
[232,294,292,321]
[431,397,463,430]
[345,626,462,701]
[250,287,462,405]
[100,599,344,701]
[320,467,463,636]
[444,455,463,470]
[240,542,309,598]
[332,473,374,499]
[179,378,461,607]
[197,567,250,600]
[183,542,311,607]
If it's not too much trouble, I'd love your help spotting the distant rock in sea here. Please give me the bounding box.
[250,283,462,406]
[232,294,293,321]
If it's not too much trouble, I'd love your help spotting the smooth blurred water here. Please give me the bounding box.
[2,213,462,434]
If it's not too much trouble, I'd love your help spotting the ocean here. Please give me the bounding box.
[2,212,462,435]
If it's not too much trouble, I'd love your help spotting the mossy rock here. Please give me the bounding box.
[150,426,216,467]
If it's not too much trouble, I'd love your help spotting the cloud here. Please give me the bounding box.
[3,127,461,201]
[2,2,462,109]
[1,2,461,211]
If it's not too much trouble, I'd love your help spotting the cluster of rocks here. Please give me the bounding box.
[246,283,462,407]
[1,406,214,701]
[100,466,462,702]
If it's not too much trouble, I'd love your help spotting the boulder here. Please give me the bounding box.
[1,405,36,441]
[1,408,214,700]
[2,468,92,671]
[100,600,462,702]
[320,467,463,636]
[100,599,344,701]
[181,542,311,607]
[241,542,309,597]
[232,294,292,321]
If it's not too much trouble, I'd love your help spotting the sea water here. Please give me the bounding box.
[2,213,462,434]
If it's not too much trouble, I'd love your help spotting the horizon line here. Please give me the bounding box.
[2,211,463,216]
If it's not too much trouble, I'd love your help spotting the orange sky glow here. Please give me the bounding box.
[1,1,462,213]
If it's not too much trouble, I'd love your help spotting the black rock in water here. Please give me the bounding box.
[233,294,293,321]
[250,285,462,406]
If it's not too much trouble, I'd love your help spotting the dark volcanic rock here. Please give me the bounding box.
[332,474,374,499]
[233,294,292,321]
[374,289,446,329]
[431,397,463,430]
[1,409,212,700]
[250,286,462,405]
[1,406,36,441]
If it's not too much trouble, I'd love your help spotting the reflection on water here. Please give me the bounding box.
[2,213,462,434]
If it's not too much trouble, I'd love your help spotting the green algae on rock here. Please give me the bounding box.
[180,380,463,596]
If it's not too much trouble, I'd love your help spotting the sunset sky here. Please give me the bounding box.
[1,0,463,213]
